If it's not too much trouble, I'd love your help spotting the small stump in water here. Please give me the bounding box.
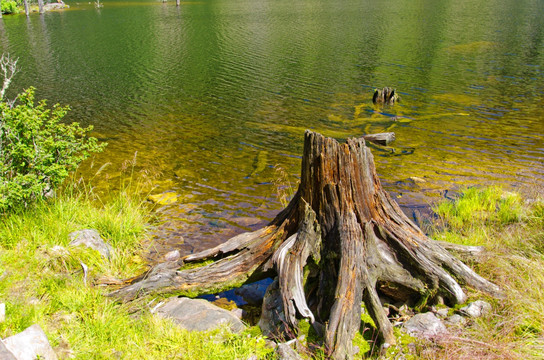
[110,131,501,359]
[373,87,399,105]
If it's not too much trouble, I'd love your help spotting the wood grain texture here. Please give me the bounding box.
[110,131,501,360]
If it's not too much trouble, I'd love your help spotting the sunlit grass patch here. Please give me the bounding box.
[422,186,544,359]
[434,186,523,229]
[0,181,274,359]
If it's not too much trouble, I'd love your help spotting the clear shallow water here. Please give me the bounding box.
[1,0,543,258]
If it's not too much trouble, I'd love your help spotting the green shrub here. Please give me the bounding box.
[1,0,18,14]
[0,87,106,212]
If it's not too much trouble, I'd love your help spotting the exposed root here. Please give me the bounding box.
[110,131,501,360]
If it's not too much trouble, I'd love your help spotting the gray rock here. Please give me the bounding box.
[444,314,467,326]
[235,278,272,305]
[459,300,492,318]
[230,308,247,320]
[2,324,58,360]
[0,341,17,360]
[276,342,303,360]
[258,278,286,339]
[403,312,448,338]
[69,229,113,259]
[156,297,245,333]
[434,308,449,318]
[163,250,180,262]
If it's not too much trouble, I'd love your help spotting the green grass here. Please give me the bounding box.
[414,185,544,359]
[0,184,274,359]
[2,180,543,359]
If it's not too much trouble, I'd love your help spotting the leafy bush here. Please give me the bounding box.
[1,0,18,14]
[0,87,106,212]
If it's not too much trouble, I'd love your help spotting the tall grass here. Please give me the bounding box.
[0,172,273,359]
[417,186,544,359]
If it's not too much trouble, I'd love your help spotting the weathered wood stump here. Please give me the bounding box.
[373,87,399,105]
[110,131,501,359]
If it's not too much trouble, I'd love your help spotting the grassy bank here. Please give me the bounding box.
[417,186,544,359]
[0,183,542,359]
[0,185,272,359]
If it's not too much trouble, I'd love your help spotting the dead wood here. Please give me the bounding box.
[361,132,395,146]
[373,87,399,105]
[109,131,501,359]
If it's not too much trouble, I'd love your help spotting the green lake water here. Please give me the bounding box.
[1,0,543,258]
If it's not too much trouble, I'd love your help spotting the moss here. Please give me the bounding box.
[178,259,215,271]
[384,328,418,359]
[414,287,437,313]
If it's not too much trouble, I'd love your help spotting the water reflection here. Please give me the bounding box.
[0,0,542,259]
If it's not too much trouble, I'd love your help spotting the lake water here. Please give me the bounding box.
[1,0,543,259]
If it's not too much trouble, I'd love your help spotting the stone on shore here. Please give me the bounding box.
[162,249,181,262]
[0,340,17,360]
[69,229,113,259]
[155,297,246,333]
[459,300,492,318]
[276,342,303,360]
[403,312,448,339]
[2,324,57,360]
[444,314,468,326]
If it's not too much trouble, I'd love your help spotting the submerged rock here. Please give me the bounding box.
[258,278,286,339]
[235,278,273,305]
[148,192,179,205]
[2,324,58,360]
[162,249,181,262]
[403,312,448,339]
[69,229,113,259]
[155,297,245,333]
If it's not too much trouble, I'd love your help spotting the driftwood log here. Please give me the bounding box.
[110,131,501,359]
[361,132,395,146]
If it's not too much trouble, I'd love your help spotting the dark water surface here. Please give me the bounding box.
[1,0,543,258]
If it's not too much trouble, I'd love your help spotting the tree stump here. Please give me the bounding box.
[110,131,501,359]
[373,87,398,105]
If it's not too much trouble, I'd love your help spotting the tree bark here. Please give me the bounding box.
[373,87,398,105]
[110,131,501,359]
[38,0,44,14]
